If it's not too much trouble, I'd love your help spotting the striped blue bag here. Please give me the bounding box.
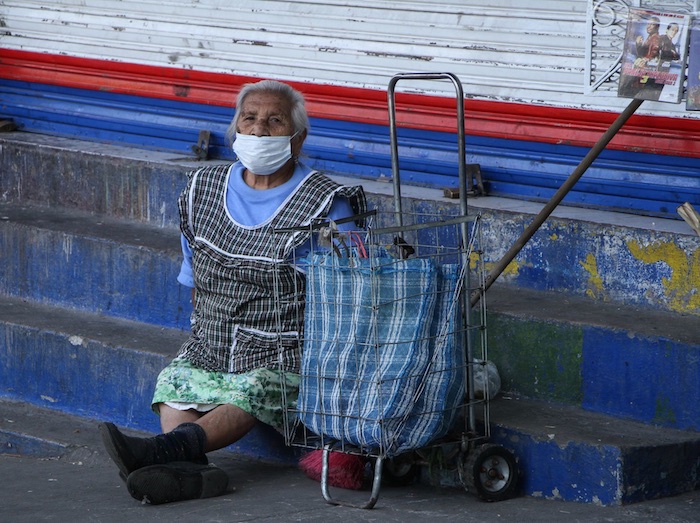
[389,262,464,455]
[297,251,464,456]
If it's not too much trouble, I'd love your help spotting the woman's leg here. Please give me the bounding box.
[157,403,201,432]
[197,404,257,452]
[158,402,257,453]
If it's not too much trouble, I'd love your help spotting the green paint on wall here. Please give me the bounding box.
[487,314,584,405]
[654,396,677,425]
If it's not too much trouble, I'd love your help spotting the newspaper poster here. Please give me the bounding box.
[686,18,700,110]
[618,8,690,104]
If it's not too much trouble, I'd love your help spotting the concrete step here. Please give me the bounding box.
[4,201,698,434]
[3,382,700,507]
[486,284,700,433]
[0,295,296,464]
[0,133,191,228]
[0,202,191,330]
[7,401,700,521]
[0,396,244,466]
[3,133,699,319]
[487,396,700,505]
[0,294,184,428]
[0,396,109,464]
[3,295,700,505]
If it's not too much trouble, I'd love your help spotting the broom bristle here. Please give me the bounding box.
[299,449,366,490]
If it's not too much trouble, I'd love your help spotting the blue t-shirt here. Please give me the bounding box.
[178,162,356,287]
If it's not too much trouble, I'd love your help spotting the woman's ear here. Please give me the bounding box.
[292,129,307,156]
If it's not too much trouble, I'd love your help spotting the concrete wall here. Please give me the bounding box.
[2,132,699,433]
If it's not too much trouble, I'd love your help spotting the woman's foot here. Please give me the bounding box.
[126,461,230,505]
[98,422,208,478]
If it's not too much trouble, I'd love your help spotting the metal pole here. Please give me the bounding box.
[470,98,644,307]
[387,76,403,227]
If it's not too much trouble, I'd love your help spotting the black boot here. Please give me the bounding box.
[99,422,208,479]
[126,461,230,505]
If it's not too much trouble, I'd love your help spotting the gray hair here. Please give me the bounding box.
[225,80,310,145]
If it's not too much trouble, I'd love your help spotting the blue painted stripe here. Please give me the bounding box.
[2,79,699,217]
[490,426,622,504]
[0,80,233,157]
[583,328,700,431]
[0,216,191,330]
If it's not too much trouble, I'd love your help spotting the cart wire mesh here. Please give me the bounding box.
[273,208,490,462]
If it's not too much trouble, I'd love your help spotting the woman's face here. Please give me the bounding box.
[235,90,305,159]
[236,92,295,137]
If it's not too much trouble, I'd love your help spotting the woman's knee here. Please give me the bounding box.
[157,403,203,432]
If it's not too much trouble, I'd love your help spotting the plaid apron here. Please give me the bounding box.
[177,163,366,374]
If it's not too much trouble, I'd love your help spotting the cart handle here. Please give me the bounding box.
[387,72,468,227]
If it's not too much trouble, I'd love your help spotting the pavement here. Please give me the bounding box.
[2,402,700,523]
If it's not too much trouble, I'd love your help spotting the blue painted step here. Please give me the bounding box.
[487,397,700,505]
[3,293,699,504]
[3,133,699,319]
[0,203,191,330]
[486,285,700,433]
[0,295,297,465]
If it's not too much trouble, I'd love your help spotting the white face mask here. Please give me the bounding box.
[232,133,296,175]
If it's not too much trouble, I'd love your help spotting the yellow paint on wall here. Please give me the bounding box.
[580,253,605,300]
[469,251,480,271]
[501,259,521,277]
[472,251,522,278]
[628,240,700,314]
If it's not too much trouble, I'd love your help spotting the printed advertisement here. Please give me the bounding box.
[618,8,690,104]
[686,18,700,110]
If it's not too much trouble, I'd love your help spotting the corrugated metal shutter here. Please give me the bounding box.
[6,0,699,118]
[0,0,620,110]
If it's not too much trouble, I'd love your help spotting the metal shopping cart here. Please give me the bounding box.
[274,73,518,509]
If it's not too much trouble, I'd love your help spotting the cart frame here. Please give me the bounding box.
[274,73,517,509]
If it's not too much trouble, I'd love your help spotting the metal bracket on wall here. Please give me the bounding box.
[191,130,211,161]
[0,119,17,132]
[443,164,486,199]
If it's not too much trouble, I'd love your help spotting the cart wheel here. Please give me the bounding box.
[382,453,420,487]
[464,444,519,502]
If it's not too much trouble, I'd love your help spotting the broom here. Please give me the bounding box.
[299,449,366,490]
[678,202,700,238]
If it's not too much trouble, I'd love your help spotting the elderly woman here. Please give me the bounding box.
[99,80,366,504]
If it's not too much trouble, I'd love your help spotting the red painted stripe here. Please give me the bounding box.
[2,49,699,158]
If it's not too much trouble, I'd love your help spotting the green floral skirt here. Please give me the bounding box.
[151,356,299,433]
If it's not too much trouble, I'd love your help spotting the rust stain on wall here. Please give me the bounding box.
[173,85,190,97]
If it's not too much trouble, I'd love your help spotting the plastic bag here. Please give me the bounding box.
[473,359,501,399]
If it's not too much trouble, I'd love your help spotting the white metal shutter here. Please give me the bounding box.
[3,0,688,118]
